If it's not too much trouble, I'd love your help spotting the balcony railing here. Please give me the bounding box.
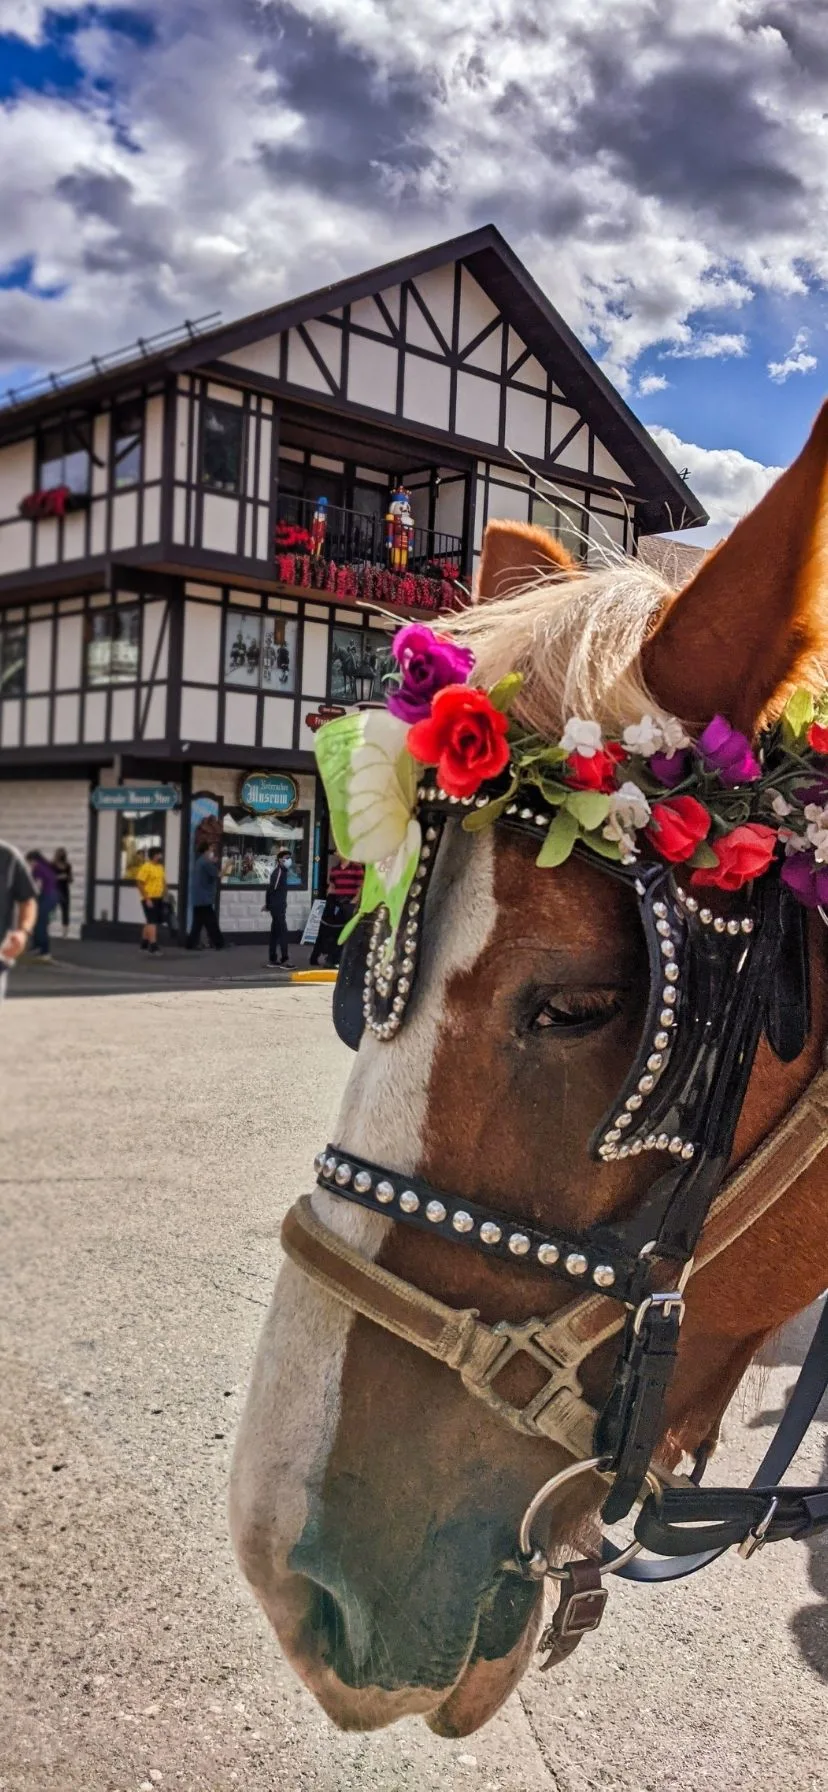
[275,494,463,580]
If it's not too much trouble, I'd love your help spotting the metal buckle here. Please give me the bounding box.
[738,1495,779,1560]
[557,1584,609,1636]
[632,1255,694,1337]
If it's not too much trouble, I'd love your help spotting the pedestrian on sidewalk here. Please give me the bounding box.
[187,843,225,951]
[309,856,364,967]
[52,847,73,937]
[135,846,166,956]
[25,849,59,960]
[0,839,37,999]
[264,848,292,968]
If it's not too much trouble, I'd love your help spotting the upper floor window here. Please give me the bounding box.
[532,495,588,562]
[112,397,143,488]
[201,400,244,494]
[85,605,140,687]
[0,622,25,698]
[38,421,91,496]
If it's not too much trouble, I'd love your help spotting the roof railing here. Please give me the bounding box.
[0,312,222,411]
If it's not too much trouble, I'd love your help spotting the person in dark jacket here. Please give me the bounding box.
[186,844,225,950]
[264,848,292,968]
[25,850,59,960]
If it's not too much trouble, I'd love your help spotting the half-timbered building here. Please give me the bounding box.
[0,225,704,942]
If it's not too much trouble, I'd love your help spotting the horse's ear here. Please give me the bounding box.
[642,401,828,733]
[475,519,574,603]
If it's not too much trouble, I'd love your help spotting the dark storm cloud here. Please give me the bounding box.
[568,35,806,232]
[56,169,171,274]
[754,0,828,81]
[253,1,441,202]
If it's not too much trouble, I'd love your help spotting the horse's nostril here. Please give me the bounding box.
[300,1572,373,1678]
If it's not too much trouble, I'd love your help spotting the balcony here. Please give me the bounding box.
[274,494,464,615]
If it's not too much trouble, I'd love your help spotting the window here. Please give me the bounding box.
[532,496,588,561]
[38,421,91,495]
[120,811,165,881]
[85,606,140,687]
[220,809,310,890]
[223,610,298,692]
[330,625,394,704]
[112,397,143,488]
[201,399,244,493]
[0,625,25,697]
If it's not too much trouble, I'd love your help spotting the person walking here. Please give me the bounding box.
[135,845,166,956]
[264,848,292,968]
[309,856,363,967]
[52,847,73,937]
[25,849,59,960]
[0,839,37,1000]
[186,843,225,951]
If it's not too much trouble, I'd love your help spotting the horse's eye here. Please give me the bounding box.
[528,992,623,1037]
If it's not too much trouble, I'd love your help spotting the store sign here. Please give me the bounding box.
[90,784,180,812]
[238,772,298,816]
[305,704,346,734]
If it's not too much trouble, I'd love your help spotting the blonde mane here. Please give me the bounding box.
[444,561,682,739]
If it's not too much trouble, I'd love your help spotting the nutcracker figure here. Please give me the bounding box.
[310,496,328,557]
[385,486,414,571]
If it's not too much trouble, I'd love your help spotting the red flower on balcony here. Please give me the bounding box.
[275,520,314,554]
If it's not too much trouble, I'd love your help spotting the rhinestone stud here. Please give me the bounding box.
[665,964,679,983]
[626,1092,644,1110]
[480,1221,502,1245]
[425,1199,446,1223]
[713,916,726,934]
[565,1252,588,1277]
[653,900,668,918]
[656,918,671,937]
[537,1241,560,1265]
[508,1232,531,1256]
[452,1210,474,1234]
[685,896,699,913]
[639,1073,655,1094]
[726,918,740,935]
[681,1143,695,1161]
[334,1162,352,1185]
[399,1189,420,1212]
[593,1264,616,1288]
[660,1011,675,1029]
[654,1032,670,1051]
[323,1156,337,1178]
[660,940,675,959]
[313,1151,325,1173]
[353,1170,373,1194]
[647,1052,664,1072]
[663,986,677,1005]
[741,918,754,934]
[669,1136,683,1154]
[699,908,713,926]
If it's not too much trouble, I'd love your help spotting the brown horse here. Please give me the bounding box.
[230,404,828,1735]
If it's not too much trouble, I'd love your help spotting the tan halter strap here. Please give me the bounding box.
[281,1060,828,1459]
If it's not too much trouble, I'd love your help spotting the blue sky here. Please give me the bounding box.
[0,0,826,540]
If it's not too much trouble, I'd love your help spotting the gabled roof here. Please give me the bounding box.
[0,224,705,532]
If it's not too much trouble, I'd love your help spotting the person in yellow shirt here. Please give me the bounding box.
[135,847,166,956]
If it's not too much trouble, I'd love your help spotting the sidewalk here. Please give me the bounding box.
[7,935,331,999]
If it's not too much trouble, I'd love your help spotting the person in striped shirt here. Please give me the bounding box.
[310,856,364,968]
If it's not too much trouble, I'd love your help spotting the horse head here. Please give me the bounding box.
[230,405,828,1733]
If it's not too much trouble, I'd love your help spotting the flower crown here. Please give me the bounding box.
[315,623,828,948]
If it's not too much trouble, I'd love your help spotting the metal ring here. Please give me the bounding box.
[516,1456,665,1581]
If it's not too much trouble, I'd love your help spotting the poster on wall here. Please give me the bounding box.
[86,606,140,686]
[0,626,25,697]
[224,611,298,692]
[330,625,393,704]
[188,792,222,929]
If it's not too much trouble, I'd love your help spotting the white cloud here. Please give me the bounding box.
[664,332,749,361]
[638,373,670,394]
[767,327,817,383]
[649,425,784,543]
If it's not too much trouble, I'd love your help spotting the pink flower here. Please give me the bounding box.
[387,625,475,723]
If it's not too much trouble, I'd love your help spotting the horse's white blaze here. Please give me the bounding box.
[231,831,499,1575]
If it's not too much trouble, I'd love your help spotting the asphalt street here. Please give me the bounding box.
[2,983,828,1792]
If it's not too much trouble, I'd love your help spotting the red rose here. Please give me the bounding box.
[690,823,777,891]
[566,742,626,792]
[407,684,510,798]
[808,722,828,754]
[646,795,711,863]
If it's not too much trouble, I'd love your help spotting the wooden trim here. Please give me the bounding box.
[295,323,340,397]
[160,377,177,555]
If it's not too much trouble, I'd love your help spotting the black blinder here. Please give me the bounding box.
[764,882,811,1063]
[332,915,373,1051]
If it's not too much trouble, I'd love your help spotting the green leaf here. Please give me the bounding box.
[536,808,579,868]
[688,839,719,868]
[487,672,524,713]
[523,768,569,805]
[461,782,518,832]
[579,831,622,861]
[782,687,815,745]
[565,790,611,830]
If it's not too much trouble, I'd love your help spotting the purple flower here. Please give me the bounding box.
[698,715,761,786]
[387,624,475,723]
[780,851,828,908]
[650,749,690,787]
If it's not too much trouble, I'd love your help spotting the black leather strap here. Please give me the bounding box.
[596,1299,683,1524]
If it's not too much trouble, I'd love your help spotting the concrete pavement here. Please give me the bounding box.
[2,985,828,1792]
[6,936,325,999]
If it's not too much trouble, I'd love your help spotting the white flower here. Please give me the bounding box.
[771,792,793,818]
[617,830,640,865]
[604,780,651,843]
[560,716,603,758]
[804,803,828,863]
[622,712,689,758]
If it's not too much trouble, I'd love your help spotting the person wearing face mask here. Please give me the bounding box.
[264,847,292,968]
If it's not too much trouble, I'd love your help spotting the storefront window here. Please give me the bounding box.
[220,808,309,889]
[223,610,298,692]
[120,811,165,881]
[86,606,140,686]
[0,625,26,697]
[330,624,394,704]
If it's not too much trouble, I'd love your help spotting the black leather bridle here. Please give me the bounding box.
[313,777,828,1571]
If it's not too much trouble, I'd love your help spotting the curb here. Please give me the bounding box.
[290,969,338,984]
